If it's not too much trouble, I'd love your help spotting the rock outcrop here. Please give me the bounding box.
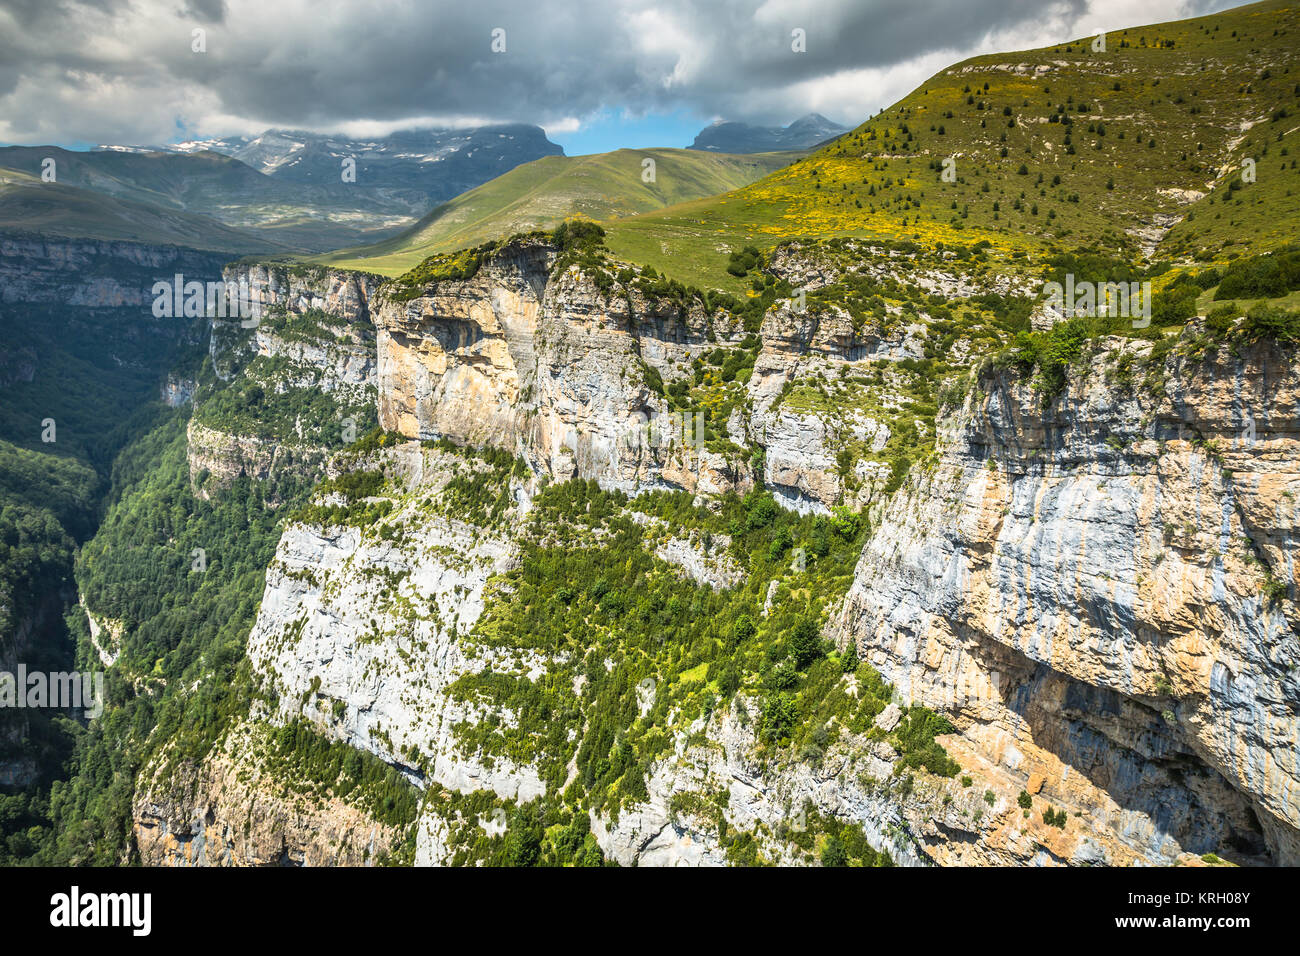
[133,721,403,866]
[186,419,329,494]
[229,262,381,330]
[188,262,382,495]
[373,239,749,497]
[246,445,542,802]
[0,232,229,308]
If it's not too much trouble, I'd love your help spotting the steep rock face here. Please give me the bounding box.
[234,454,952,867]
[0,232,228,307]
[82,597,122,667]
[186,419,328,494]
[215,262,380,390]
[227,443,1065,867]
[742,299,922,513]
[160,375,195,407]
[133,721,402,866]
[374,240,750,497]
[246,445,542,804]
[591,699,939,867]
[374,244,547,450]
[0,590,73,788]
[740,237,1035,515]
[226,262,380,329]
[189,264,381,494]
[236,241,966,514]
[165,249,1299,868]
[833,331,1300,865]
[367,239,967,512]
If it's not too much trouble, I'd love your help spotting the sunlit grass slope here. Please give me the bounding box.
[313,148,801,275]
[604,0,1300,289]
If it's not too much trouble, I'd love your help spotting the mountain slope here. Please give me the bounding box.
[313,147,803,275]
[0,146,416,252]
[1,146,291,211]
[0,179,288,252]
[3,124,566,253]
[606,0,1300,289]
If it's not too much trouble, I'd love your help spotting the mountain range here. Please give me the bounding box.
[113,124,564,203]
[0,118,831,256]
[1,125,566,253]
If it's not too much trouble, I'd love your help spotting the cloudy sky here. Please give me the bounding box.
[0,0,1246,154]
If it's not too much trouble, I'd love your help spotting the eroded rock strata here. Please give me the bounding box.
[130,244,1298,866]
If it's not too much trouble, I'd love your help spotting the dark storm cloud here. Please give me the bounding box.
[182,0,226,22]
[0,0,1246,144]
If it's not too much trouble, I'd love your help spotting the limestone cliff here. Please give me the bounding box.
[373,238,749,497]
[133,720,404,866]
[0,232,228,308]
[245,444,539,803]
[834,328,1300,865]
[186,262,381,496]
[134,241,1300,868]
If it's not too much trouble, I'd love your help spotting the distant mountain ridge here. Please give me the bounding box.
[101,124,564,205]
[0,124,565,253]
[688,113,848,153]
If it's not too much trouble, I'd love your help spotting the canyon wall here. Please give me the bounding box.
[834,333,1300,864]
[134,245,1300,866]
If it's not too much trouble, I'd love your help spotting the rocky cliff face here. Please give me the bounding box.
[834,329,1300,865]
[185,419,329,495]
[227,435,1176,868]
[245,444,538,803]
[186,263,381,496]
[374,239,751,498]
[229,262,380,330]
[228,441,953,867]
[135,242,1299,867]
[368,238,1022,513]
[0,232,228,307]
[0,598,63,788]
[134,721,403,866]
[213,261,380,391]
[743,298,922,513]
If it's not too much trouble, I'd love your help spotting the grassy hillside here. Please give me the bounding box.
[313,148,801,275]
[602,0,1300,290]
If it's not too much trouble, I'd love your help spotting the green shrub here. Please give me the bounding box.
[1214,247,1300,300]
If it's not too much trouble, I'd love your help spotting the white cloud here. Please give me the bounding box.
[542,117,583,136]
[0,0,1248,146]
